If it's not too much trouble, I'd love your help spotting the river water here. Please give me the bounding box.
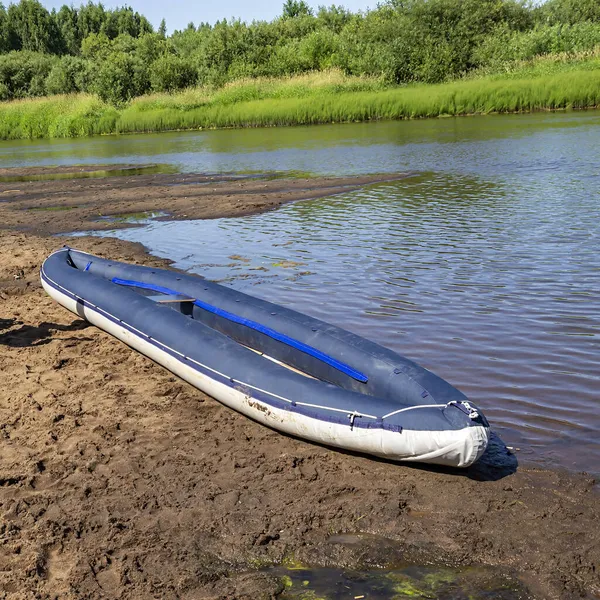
[3,112,599,475]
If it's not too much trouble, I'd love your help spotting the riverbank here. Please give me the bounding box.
[0,62,599,141]
[0,167,599,599]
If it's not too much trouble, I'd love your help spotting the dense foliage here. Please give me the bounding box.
[0,0,598,104]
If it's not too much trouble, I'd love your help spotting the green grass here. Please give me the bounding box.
[0,63,598,141]
[128,70,389,113]
[469,47,600,80]
[115,69,600,133]
[0,93,118,140]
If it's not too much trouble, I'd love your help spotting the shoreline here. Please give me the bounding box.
[1,68,598,141]
[0,168,415,236]
[0,168,598,599]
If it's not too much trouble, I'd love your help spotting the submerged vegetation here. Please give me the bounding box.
[0,0,598,139]
[272,564,529,599]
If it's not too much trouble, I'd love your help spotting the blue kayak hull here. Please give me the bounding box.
[41,248,489,467]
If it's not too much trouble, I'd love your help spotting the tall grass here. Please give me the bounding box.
[0,94,118,140]
[115,69,600,133]
[0,66,598,140]
[127,70,389,113]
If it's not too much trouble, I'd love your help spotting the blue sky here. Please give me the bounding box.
[40,1,377,33]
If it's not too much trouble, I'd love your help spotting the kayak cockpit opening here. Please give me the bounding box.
[111,276,369,388]
[140,290,319,379]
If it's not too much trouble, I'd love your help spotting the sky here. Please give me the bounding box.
[40,0,377,33]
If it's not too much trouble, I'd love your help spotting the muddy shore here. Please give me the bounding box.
[0,167,598,600]
[0,168,411,235]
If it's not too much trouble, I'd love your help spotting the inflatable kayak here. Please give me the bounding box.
[41,248,489,467]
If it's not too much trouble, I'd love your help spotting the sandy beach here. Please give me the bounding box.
[0,167,598,599]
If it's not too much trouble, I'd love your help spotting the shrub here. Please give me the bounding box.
[91,51,145,104]
[150,54,197,92]
[0,50,56,99]
[45,55,90,94]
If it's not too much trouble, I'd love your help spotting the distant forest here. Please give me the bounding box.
[0,0,598,104]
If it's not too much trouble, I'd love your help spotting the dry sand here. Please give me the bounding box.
[0,168,598,599]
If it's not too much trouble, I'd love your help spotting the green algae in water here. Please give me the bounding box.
[422,569,458,589]
[389,577,436,598]
[294,592,328,600]
[281,556,310,571]
[271,564,529,600]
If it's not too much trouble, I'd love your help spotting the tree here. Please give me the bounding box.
[316,5,352,33]
[55,5,80,55]
[45,55,89,94]
[7,0,61,53]
[102,6,153,39]
[282,0,313,19]
[0,4,11,52]
[76,1,106,40]
[136,32,168,64]
[540,0,600,25]
[0,50,56,98]
[92,50,138,104]
[158,18,167,38]
[80,31,111,60]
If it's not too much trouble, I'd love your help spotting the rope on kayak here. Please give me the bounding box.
[382,404,447,419]
[382,400,480,420]
[227,378,378,420]
[448,400,480,420]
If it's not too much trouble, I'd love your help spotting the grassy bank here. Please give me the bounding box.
[0,94,118,140]
[0,62,598,140]
[117,68,600,133]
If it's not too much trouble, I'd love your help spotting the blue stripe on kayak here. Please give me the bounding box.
[111,277,369,383]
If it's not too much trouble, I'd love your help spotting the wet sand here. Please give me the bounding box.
[0,169,410,235]
[0,167,598,599]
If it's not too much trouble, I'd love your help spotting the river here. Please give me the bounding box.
[2,111,599,475]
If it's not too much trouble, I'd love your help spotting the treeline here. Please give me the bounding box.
[0,0,599,105]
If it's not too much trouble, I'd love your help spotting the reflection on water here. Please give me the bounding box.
[1,111,599,178]
[102,160,599,474]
